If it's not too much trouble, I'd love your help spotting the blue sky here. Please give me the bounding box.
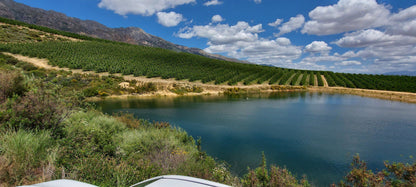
[14,0,416,74]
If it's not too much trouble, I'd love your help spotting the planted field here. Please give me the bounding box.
[0,17,415,93]
[0,41,309,85]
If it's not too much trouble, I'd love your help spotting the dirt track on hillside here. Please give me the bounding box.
[4,52,416,103]
[4,52,281,96]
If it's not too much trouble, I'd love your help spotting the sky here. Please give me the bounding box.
[14,0,416,74]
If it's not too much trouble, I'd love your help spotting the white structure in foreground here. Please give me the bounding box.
[20,175,231,187]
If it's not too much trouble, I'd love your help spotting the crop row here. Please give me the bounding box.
[0,41,415,92]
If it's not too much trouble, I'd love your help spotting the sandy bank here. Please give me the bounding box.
[309,87,416,103]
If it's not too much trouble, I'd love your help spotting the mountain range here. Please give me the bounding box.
[0,0,244,63]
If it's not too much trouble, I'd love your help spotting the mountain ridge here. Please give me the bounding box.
[0,0,245,63]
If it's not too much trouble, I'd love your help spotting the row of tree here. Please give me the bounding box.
[1,40,415,92]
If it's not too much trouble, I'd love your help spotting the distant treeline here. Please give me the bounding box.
[0,17,415,93]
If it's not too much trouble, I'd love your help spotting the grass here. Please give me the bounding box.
[1,19,416,187]
[0,130,57,185]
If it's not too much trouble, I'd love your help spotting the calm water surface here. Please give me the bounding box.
[95,92,416,186]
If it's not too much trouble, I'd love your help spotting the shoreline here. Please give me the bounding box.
[308,86,416,103]
[87,86,416,104]
[4,52,416,104]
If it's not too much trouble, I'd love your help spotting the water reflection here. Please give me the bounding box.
[94,92,416,186]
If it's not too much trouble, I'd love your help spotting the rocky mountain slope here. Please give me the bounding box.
[0,0,243,62]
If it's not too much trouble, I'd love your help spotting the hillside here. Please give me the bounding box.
[1,13,416,187]
[1,17,416,95]
[0,0,243,63]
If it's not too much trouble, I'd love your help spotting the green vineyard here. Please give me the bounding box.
[1,17,416,93]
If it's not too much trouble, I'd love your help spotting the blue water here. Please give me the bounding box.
[95,92,416,186]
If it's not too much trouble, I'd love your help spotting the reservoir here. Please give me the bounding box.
[94,92,416,186]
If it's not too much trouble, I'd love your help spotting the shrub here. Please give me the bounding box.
[340,154,385,186]
[135,82,157,94]
[82,87,99,97]
[115,127,196,160]
[1,87,69,136]
[384,159,416,186]
[242,153,309,187]
[59,111,125,164]
[15,61,37,71]
[0,71,26,102]
[67,153,161,187]
[0,130,57,186]
[339,154,416,187]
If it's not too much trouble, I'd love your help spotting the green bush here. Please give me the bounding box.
[15,61,37,71]
[82,87,99,97]
[0,130,57,185]
[339,154,416,187]
[1,87,69,136]
[62,111,126,157]
[242,152,309,187]
[135,82,157,94]
[115,127,196,161]
[0,71,26,102]
[67,153,162,187]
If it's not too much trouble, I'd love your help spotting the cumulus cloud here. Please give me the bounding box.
[304,41,332,53]
[302,0,390,35]
[156,11,184,27]
[211,15,224,23]
[334,29,416,48]
[177,22,302,66]
[253,0,261,4]
[304,3,416,73]
[268,18,283,27]
[275,14,305,36]
[387,5,416,37]
[389,5,416,22]
[178,21,263,45]
[204,0,222,6]
[333,28,416,73]
[335,61,362,66]
[98,0,195,16]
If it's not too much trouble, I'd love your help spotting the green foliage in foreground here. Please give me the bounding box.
[242,152,310,187]
[1,56,416,186]
[0,55,237,186]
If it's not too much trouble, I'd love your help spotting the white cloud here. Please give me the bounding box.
[334,29,416,48]
[302,0,390,35]
[204,0,222,6]
[211,15,224,23]
[253,0,261,4]
[387,5,416,37]
[177,22,302,67]
[156,11,184,27]
[389,5,416,22]
[275,14,305,36]
[178,21,263,45]
[305,41,332,53]
[335,61,362,66]
[312,4,416,73]
[268,18,283,27]
[98,0,195,16]
[333,28,416,73]
[301,53,345,64]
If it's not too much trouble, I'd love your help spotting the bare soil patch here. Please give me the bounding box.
[321,75,329,87]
